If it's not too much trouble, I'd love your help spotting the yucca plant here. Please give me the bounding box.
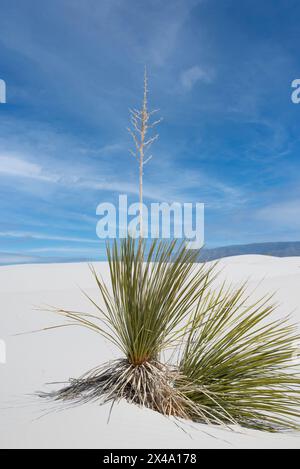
[39,237,214,417]
[39,238,300,431]
[176,284,300,431]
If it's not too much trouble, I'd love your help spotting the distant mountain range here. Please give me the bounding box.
[200,241,300,261]
[1,241,300,266]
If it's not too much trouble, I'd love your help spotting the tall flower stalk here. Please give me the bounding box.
[127,68,161,238]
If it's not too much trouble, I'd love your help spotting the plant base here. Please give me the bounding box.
[38,359,194,419]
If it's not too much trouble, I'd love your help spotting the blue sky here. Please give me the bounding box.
[0,0,300,263]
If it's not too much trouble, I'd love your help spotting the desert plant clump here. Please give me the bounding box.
[38,237,300,432]
[38,237,214,419]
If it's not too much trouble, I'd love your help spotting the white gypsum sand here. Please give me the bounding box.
[0,255,300,449]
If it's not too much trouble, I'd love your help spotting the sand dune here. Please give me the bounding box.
[0,255,300,448]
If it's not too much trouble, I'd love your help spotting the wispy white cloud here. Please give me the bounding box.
[0,151,138,195]
[255,199,300,228]
[0,252,44,265]
[78,143,123,156]
[0,154,59,182]
[0,230,98,243]
[180,66,213,91]
[0,151,243,208]
[0,250,99,265]
[27,246,101,254]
